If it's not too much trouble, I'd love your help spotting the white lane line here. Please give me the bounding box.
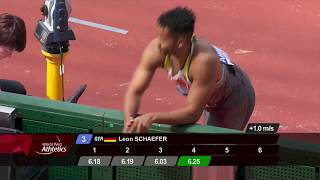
[234,49,254,54]
[68,17,128,35]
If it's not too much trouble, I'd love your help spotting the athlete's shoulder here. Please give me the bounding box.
[192,38,219,66]
[144,38,160,53]
[189,38,221,81]
[140,38,163,68]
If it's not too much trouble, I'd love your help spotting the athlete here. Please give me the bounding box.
[123,7,255,133]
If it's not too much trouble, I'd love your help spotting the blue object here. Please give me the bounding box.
[76,134,93,144]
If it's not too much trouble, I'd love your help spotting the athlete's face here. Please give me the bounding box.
[157,26,179,55]
[0,46,13,60]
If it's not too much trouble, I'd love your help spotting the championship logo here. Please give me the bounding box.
[34,135,68,155]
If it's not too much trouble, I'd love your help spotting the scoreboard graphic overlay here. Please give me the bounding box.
[0,133,279,166]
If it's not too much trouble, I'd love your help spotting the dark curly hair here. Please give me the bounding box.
[158,7,195,36]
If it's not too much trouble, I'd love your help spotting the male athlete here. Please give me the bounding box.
[123,7,255,133]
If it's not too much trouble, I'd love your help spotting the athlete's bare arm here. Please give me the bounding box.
[123,39,162,125]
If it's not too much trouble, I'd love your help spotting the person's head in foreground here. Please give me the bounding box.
[0,13,26,60]
[157,6,195,56]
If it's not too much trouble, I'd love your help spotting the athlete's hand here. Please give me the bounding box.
[123,117,135,133]
[124,113,155,133]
